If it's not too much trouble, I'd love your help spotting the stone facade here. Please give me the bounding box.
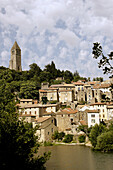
[39,88,58,102]
[107,104,113,119]
[19,104,40,118]
[9,41,22,71]
[18,102,61,118]
[56,108,79,134]
[33,116,57,142]
[58,90,74,103]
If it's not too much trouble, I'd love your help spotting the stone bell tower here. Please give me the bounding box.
[9,41,22,71]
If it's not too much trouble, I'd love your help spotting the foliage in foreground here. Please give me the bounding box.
[92,42,113,77]
[0,81,50,170]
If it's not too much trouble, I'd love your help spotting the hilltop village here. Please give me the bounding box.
[9,41,113,143]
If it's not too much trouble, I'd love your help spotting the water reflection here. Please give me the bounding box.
[38,145,113,170]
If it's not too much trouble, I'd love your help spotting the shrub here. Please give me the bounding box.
[42,97,48,104]
[44,141,53,146]
[78,135,86,143]
[63,134,73,143]
[52,131,59,140]
[49,100,57,104]
[58,132,65,141]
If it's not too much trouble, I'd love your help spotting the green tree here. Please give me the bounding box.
[78,125,92,137]
[90,123,107,148]
[29,63,42,78]
[19,81,39,99]
[64,70,73,83]
[21,71,30,81]
[93,77,103,82]
[44,61,57,80]
[0,81,50,170]
[95,131,113,152]
[40,71,51,83]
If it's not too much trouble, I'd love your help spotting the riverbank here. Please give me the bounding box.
[42,141,92,147]
[55,141,92,147]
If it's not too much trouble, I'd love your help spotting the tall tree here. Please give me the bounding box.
[29,63,42,78]
[64,70,73,83]
[0,81,50,169]
[90,123,107,148]
[44,61,57,79]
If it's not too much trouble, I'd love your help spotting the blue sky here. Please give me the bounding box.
[0,0,113,80]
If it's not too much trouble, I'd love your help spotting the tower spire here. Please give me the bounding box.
[9,41,22,71]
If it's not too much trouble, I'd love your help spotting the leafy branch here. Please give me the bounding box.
[92,42,113,77]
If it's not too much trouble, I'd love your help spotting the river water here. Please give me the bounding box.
[38,145,113,170]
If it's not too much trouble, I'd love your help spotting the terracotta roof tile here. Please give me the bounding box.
[57,108,78,115]
[80,120,87,126]
[90,102,106,106]
[86,110,99,113]
[35,116,51,123]
[72,82,84,85]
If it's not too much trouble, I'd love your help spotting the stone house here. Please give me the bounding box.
[77,110,88,124]
[90,103,108,121]
[92,84,102,103]
[77,108,100,127]
[20,99,34,105]
[99,83,112,101]
[38,103,61,116]
[39,88,59,102]
[50,84,75,103]
[33,116,57,142]
[19,114,36,123]
[84,84,94,103]
[72,82,85,101]
[18,104,40,118]
[56,108,79,135]
[58,89,74,103]
[51,84,75,91]
[18,102,61,119]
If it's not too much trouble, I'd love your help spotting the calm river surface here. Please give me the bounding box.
[38,145,113,170]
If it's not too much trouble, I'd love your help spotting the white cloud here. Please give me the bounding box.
[59,47,67,59]
[0,0,112,80]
